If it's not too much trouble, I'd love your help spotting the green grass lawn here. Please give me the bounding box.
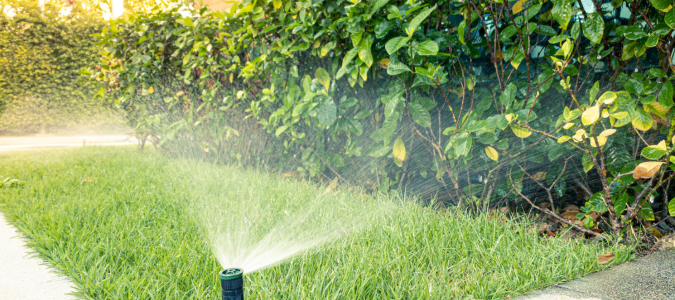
[0,147,634,299]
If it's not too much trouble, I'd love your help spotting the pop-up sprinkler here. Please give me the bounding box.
[219,268,244,300]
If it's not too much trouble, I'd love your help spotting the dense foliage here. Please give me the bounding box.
[96,0,675,236]
[0,0,123,134]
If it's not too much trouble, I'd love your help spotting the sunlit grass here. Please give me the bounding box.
[0,147,634,299]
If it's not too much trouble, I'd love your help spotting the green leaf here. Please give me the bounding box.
[583,13,604,44]
[638,201,655,221]
[666,8,675,29]
[614,192,632,216]
[589,192,608,213]
[275,125,288,136]
[374,20,392,38]
[384,92,404,119]
[371,0,390,14]
[499,25,518,42]
[458,20,467,45]
[368,144,391,157]
[582,153,594,173]
[658,80,674,109]
[551,0,573,30]
[317,98,337,125]
[464,120,490,132]
[500,83,517,108]
[669,198,675,216]
[623,26,647,40]
[415,40,439,56]
[342,48,359,68]
[646,36,659,48]
[454,132,473,157]
[345,118,363,136]
[385,36,411,54]
[641,146,668,160]
[358,38,374,67]
[340,97,359,108]
[632,108,654,131]
[589,81,600,102]
[315,68,331,91]
[406,5,437,36]
[409,102,431,127]
[354,109,372,119]
[387,62,411,75]
[650,0,671,11]
[413,96,436,110]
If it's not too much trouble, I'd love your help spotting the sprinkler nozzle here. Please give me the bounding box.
[219,268,244,300]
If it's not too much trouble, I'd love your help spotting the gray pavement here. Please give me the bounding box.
[517,248,675,300]
[0,213,77,300]
[0,135,138,152]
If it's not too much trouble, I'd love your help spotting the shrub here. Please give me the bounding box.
[95,0,675,236]
[0,0,123,134]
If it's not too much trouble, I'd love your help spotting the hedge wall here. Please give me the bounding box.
[0,0,123,134]
[96,0,675,235]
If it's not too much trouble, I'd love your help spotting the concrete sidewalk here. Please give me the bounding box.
[517,248,675,300]
[0,135,138,152]
[0,213,77,300]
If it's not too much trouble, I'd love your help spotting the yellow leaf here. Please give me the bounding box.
[645,102,669,119]
[589,136,607,147]
[512,0,526,14]
[377,58,391,69]
[558,135,572,143]
[660,5,672,12]
[563,122,575,129]
[273,0,282,9]
[633,162,665,179]
[485,146,499,162]
[573,129,587,142]
[612,111,629,119]
[148,87,154,94]
[655,140,667,151]
[511,125,532,138]
[505,114,514,122]
[581,105,600,125]
[393,137,406,162]
[599,129,616,137]
[532,172,547,181]
[229,73,233,83]
[598,91,617,105]
[602,109,610,118]
[325,177,338,193]
[175,91,185,97]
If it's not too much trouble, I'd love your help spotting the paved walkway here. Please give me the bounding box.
[518,248,675,300]
[0,135,137,152]
[0,213,77,300]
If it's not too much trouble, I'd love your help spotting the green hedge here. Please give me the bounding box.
[0,0,123,134]
[96,0,675,235]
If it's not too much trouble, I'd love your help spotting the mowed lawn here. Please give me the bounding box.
[0,147,634,299]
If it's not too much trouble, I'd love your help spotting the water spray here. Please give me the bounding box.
[219,268,244,300]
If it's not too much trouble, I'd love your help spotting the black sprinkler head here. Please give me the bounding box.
[219,268,244,300]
